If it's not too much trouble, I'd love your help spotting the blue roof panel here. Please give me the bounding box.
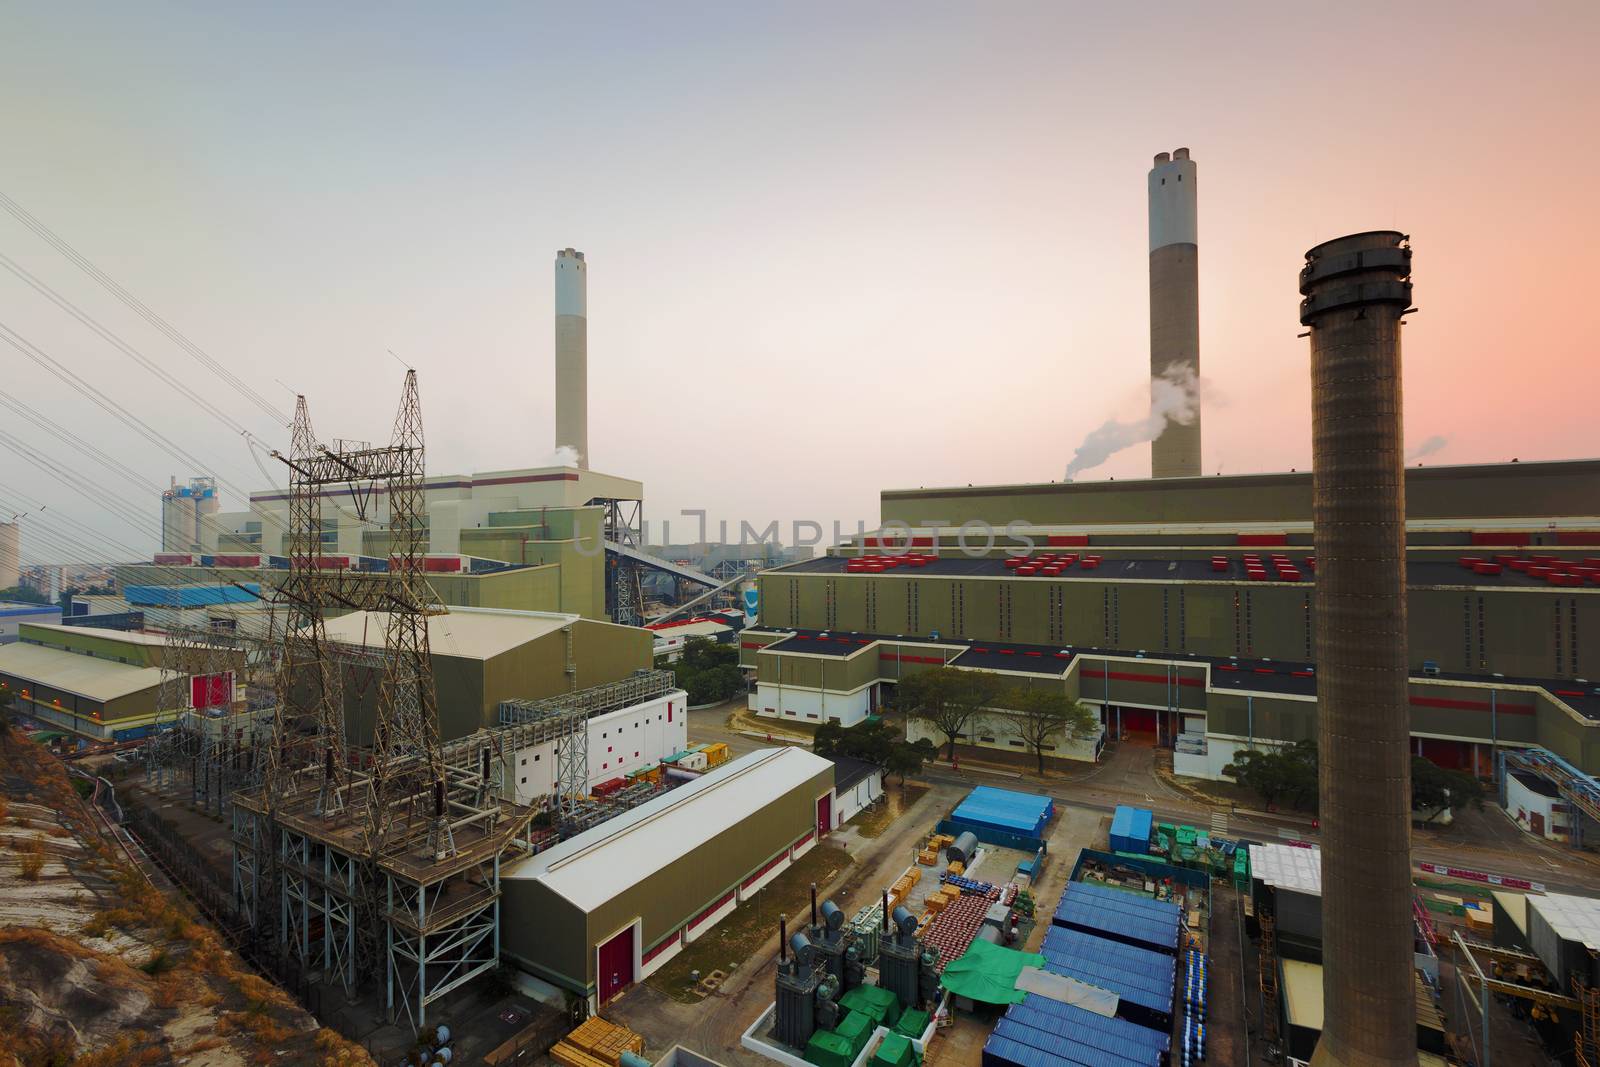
[994,1019,1159,1067]
[1008,998,1171,1053]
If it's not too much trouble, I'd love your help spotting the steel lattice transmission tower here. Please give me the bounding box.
[366,369,450,859]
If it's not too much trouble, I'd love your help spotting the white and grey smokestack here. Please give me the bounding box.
[554,247,588,469]
[1148,148,1200,478]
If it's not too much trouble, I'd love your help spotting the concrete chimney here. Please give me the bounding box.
[1148,148,1200,478]
[1300,230,1417,1067]
[554,247,589,469]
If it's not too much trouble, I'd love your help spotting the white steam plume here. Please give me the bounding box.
[546,445,581,467]
[1063,365,1199,481]
[1405,434,1449,462]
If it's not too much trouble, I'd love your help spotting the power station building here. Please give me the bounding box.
[0,606,654,745]
[741,459,1600,777]
[501,747,836,1009]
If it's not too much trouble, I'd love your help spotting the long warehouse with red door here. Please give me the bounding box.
[499,747,836,1011]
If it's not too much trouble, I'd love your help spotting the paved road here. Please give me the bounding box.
[690,703,1600,896]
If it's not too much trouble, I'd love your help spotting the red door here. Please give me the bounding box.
[817,793,833,835]
[597,925,635,1004]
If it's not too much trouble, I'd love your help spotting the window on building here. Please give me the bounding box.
[520,777,527,785]
[534,754,541,762]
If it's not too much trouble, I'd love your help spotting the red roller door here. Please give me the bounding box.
[816,793,832,835]
[1119,708,1158,734]
[597,924,635,1004]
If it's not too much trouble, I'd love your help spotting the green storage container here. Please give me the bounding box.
[894,1008,931,1039]
[835,1011,873,1055]
[805,1030,856,1067]
[1176,825,1198,846]
[872,1033,915,1067]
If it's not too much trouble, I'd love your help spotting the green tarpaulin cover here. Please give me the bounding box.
[835,1010,873,1054]
[872,1033,916,1067]
[805,1030,855,1067]
[894,1008,931,1039]
[937,938,1045,1006]
[842,984,901,1026]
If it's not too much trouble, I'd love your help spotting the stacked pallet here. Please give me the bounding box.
[888,868,921,908]
[551,1017,645,1067]
[917,847,938,865]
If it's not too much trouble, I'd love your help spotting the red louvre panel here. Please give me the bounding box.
[190,671,233,710]
[1471,531,1532,546]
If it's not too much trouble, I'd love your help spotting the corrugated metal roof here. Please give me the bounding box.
[1249,842,1322,896]
[504,747,832,913]
[0,641,163,701]
[1053,891,1179,954]
[952,786,1052,836]
[321,607,579,661]
[1041,927,1175,993]
[1528,892,1600,952]
[992,1018,1158,1067]
[1009,997,1169,1052]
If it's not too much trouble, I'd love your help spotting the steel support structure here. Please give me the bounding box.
[1503,746,1600,850]
[385,853,503,1032]
[498,670,674,832]
[590,496,644,626]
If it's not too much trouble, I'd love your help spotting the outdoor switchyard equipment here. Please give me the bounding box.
[556,247,589,469]
[230,371,537,1031]
[1149,148,1200,479]
[1301,230,1418,1066]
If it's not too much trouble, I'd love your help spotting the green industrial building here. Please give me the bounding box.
[742,459,1600,777]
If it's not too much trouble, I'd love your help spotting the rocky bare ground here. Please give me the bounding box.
[0,730,372,1067]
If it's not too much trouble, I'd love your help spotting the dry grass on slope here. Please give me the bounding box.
[0,732,372,1067]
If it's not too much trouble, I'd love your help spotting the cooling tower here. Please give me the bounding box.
[1149,148,1201,478]
[1300,230,1417,1067]
[555,247,589,469]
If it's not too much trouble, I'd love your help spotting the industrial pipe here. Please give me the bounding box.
[810,883,818,929]
[779,914,788,963]
[1300,230,1417,1067]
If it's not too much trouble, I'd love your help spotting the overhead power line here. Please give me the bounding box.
[0,188,290,427]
